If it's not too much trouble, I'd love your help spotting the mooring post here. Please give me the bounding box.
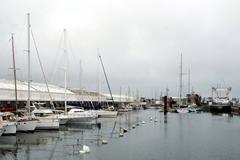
[164,96,168,115]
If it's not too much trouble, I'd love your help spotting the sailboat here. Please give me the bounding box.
[9,26,38,132]
[176,53,189,114]
[25,13,59,130]
[60,29,95,124]
[96,53,118,118]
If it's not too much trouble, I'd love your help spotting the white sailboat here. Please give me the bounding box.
[96,51,118,118]
[26,14,59,130]
[59,29,95,124]
[10,26,38,132]
[176,53,189,114]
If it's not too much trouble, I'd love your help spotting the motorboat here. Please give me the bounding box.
[66,108,95,124]
[0,112,17,135]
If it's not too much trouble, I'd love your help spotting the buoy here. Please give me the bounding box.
[132,125,136,128]
[142,121,145,124]
[154,119,158,122]
[102,139,108,144]
[119,133,124,137]
[123,128,128,133]
[150,117,153,121]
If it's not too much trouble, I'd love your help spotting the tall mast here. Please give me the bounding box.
[64,28,67,112]
[79,59,83,104]
[98,54,114,104]
[120,86,122,108]
[11,34,18,111]
[188,68,190,95]
[97,49,102,104]
[27,13,31,114]
[179,53,183,105]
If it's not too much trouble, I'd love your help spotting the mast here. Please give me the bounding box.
[120,86,122,108]
[97,49,102,104]
[11,34,18,111]
[98,54,114,104]
[188,68,190,95]
[27,13,31,114]
[79,59,83,105]
[179,53,183,105]
[63,28,67,112]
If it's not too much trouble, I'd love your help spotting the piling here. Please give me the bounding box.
[164,96,168,115]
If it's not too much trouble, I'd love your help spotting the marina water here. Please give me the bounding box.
[1,110,240,160]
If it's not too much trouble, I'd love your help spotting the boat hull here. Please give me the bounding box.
[35,118,59,130]
[0,126,4,136]
[17,119,38,132]
[67,116,94,124]
[59,118,69,125]
[97,111,118,118]
[2,122,17,135]
[176,108,189,114]
[59,115,69,125]
[210,104,231,113]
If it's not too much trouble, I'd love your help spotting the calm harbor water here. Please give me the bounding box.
[1,110,240,160]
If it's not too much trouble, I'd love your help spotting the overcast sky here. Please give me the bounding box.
[1,0,240,98]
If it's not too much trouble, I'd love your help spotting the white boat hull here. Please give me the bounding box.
[59,117,69,125]
[35,118,59,130]
[67,116,94,124]
[97,110,118,118]
[176,108,189,114]
[0,126,4,136]
[17,119,38,132]
[2,122,17,135]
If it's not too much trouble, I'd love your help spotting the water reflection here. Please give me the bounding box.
[0,123,97,160]
[0,136,17,159]
[1,111,240,160]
